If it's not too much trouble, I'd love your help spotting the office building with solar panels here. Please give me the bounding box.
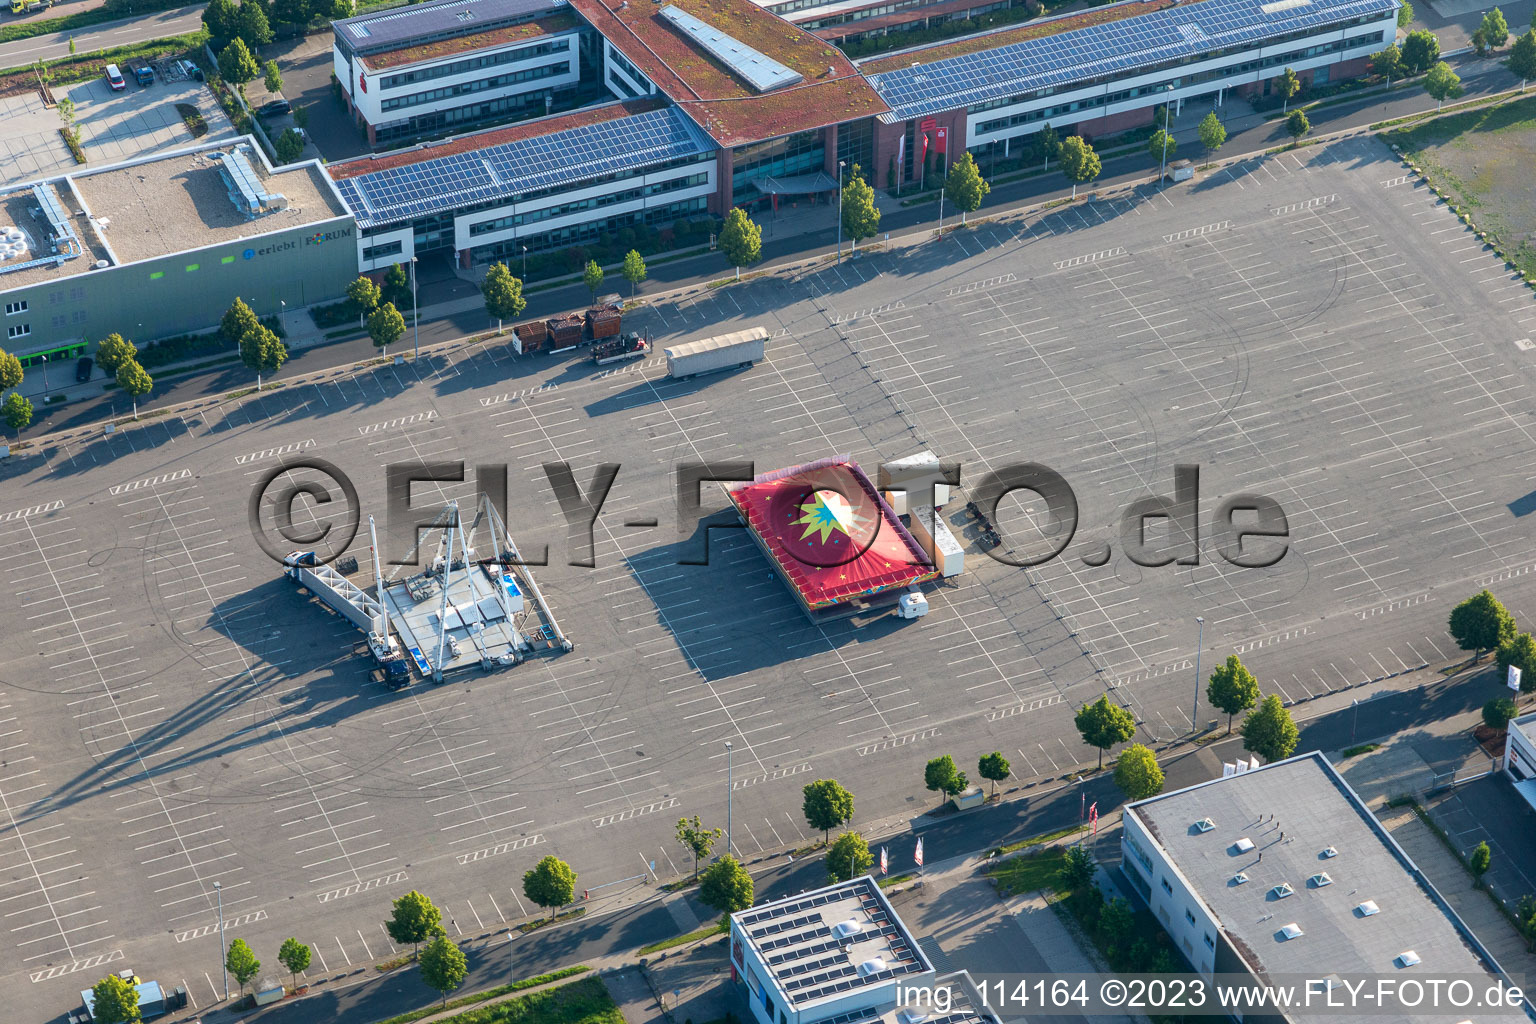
[859,0,1400,190]
[319,0,1403,270]
[729,875,1002,1024]
[0,139,354,359]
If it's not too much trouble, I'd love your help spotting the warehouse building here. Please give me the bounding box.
[1122,752,1530,1024]
[332,0,590,146]
[0,140,355,361]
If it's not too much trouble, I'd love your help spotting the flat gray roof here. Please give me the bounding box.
[0,183,110,290]
[334,0,563,53]
[71,146,348,266]
[1129,753,1527,1023]
[734,875,932,1012]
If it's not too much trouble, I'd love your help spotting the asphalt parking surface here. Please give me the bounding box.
[3,132,1536,1022]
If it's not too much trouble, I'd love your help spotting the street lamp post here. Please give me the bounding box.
[215,880,228,1001]
[521,245,528,280]
[1158,84,1175,188]
[38,354,49,400]
[836,160,845,263]
[1191,616,1205,734]
[410,256,420,359]
[724,741,734,858]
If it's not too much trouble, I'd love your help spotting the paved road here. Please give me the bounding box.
[0,4,203,67]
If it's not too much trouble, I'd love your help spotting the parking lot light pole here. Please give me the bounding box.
[1191,616,1205,733]
[410,256,420,359]
[215,880,228,1001]
[39,354,49,400]
[1159,84,1175,188]
[725,741,734,858]
[521,245,528,280]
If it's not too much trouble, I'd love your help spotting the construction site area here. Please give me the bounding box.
[2,131,1536,1023]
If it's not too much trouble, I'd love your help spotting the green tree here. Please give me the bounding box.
[1074,694,1136,768]
[203,0,239,42]
[1423,60,1462,109]
[263,59,282,95]
[95,332,137,375]
[275,127,304,163]
[1496,632,1536,692]
[1511,30,1536,88]
[116,359,153,418]
[480,261,525,331]
[675,815,722,880]
[1099,896,1134,942]
[89,974,141,1024]
[235,0,273,46]
[2,392,33,438]
[698,854,753,916]
[1197,110,1226,152]
[1207,654,1261,734]
[1286,109,1311,142]
[718,207,761,280]
[1113,743,1165,801]
[802,779,855,845]
[273,0,312,28]
[621,248,647,297]
[384,890,444,959]
[1371,44,1403,84]
[842,164,883,243]
[220,296,260,345]
[826,831,874,883]
[1470,840,1492,884]
[1037,122,1060,169]
[1241,694,1299,763]
[293,104,309,130]
[1276,67,1301,112]
[1397,0,1413,26]
[1402,29,1440,73]
[382,262,410,307]
[977,751,1010,797]
[582,259,605,302]
[347,275,380,326]
[1481,7,1509,47]
[226,937,261,998]
[418,934,467,1009]
[1449,589,1516,661]
[1474,27,1490,56]
[277,937,310,991]
[1058,135,1100,199]
[1483,696,1518,730]
[1059,844,1096,891]
[522,855,576,922]
[942,152,989,225]
[0,348,21,390]
[923,754,967,804]
[367,302,406,356]
[239,324,287,389]
[1148,128,1177,164]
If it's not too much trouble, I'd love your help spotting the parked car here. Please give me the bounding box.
[75,356,93,383]
[104,63,126,91]
[258,99,291,117]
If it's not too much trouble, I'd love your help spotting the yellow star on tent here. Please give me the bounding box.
[793,489,864,544]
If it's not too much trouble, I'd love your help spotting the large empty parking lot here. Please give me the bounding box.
[2,131,1536,1020]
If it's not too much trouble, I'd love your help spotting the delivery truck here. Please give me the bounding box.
[664,326,767,380]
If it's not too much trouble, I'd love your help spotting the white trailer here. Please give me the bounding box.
[908,505,964,578]
[880,450,951,516]
[665,326,767,379]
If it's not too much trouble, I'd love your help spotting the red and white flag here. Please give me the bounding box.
[880,846,888,875]
[918,132,929,169]
[914,837,924,868]
[1089,801,1099,836]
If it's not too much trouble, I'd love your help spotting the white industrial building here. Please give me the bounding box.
[1504,710,1536,813]
[730,876,998,1024]
[1122,752,1529,1024]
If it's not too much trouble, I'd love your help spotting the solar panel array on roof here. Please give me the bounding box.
[331,105,714,229]
[658,5,804,92]
[336,0,562,51]
[865,0,1396,121]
